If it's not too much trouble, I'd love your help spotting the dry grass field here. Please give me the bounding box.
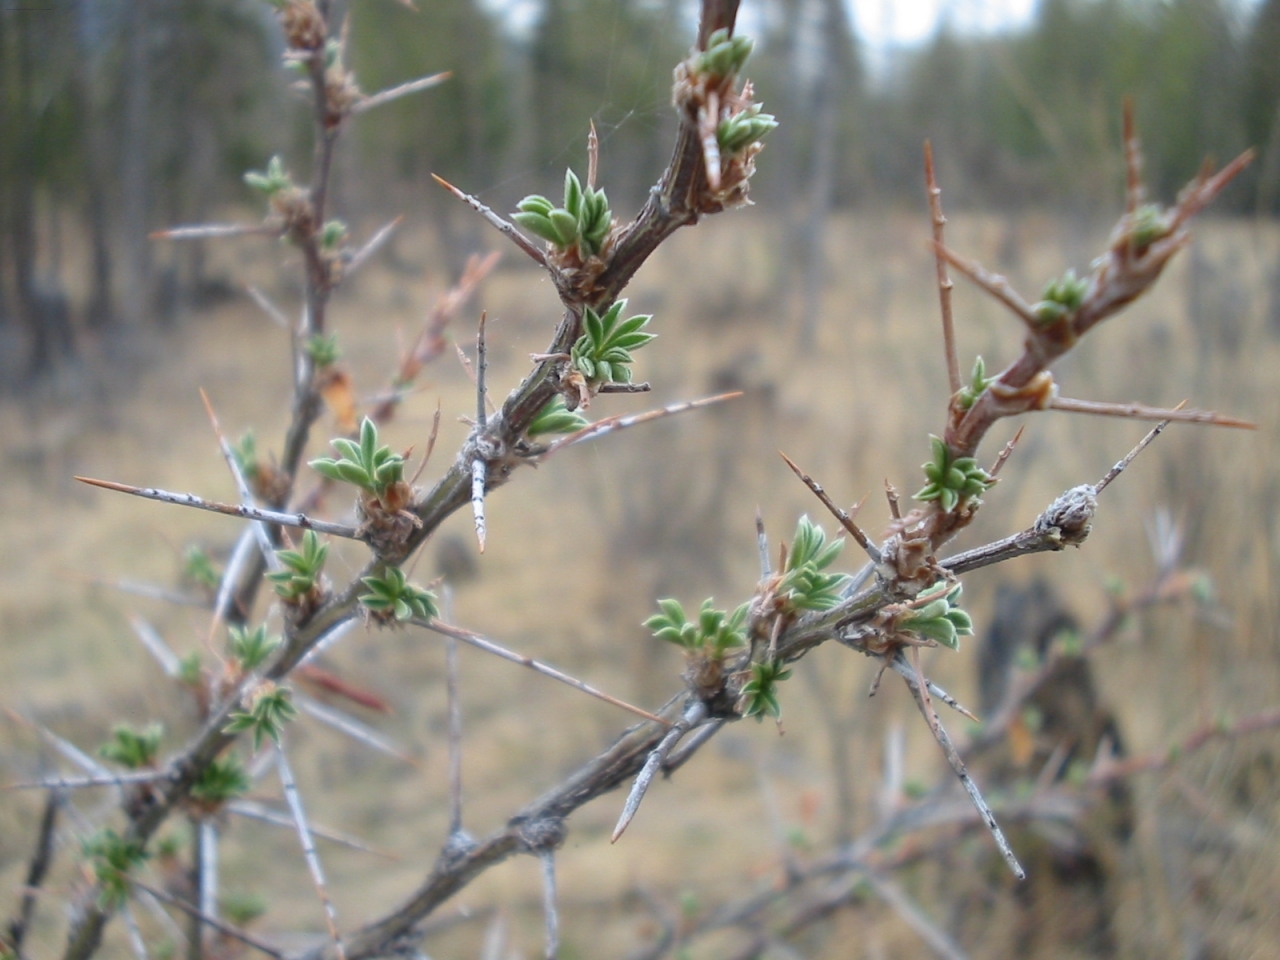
[3,206,1279,959]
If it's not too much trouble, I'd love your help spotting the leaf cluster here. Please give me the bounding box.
[319,219,346,252]
[646,598,748,660]
[305,333,341,368]
[897,583,974,650]
[190,753,251,805]
[513,169,612,257]
[82,829,148,912]
[695,28,754,78]
[778,516,849,611]
[310,417,405,500]
[570,300,655,385]
[527,396,589,438]
[243,155,291,196]
[1129,203,1172,251]
[717,103,777,154]
[739,659,792,720]
[267,529,328,602]
[182,545,221,591]
[360,566,438,622]
[915,436,994,512]
[98,723,163,770]
[227,624,282,672]
[1034,268,1089,323]
[225,682,298,751]
[956,356,996,411]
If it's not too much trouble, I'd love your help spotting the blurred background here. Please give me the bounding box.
[2,0,1280,958]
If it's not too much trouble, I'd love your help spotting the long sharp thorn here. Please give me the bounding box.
[900,659,1024,879]
[353,71,451,114]
[275,742,347,960]
[779,451,882,563]
[431,173,549,269]
[932,241,1040,329]
[989,425,1025,478]
[132,880,286,959]
[226,800,400,859]
[345,216,403,277]
[613,702,704,843]
[924,141,960,394]
[420,619,669,726]
[1095,413,1178,494]
[1049,396,1252,429]
[73,477,363,541]
[539,393,743,460]
[151,223,277,241]
[128,615,182,677]
[587,120,599,190]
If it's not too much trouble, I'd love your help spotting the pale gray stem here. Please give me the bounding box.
[128,616,180,677]
[226,800,396,859]
[540,851,559,960]
[352,72,450,115]
[197,821,218,954]
[132,880,285,960]
[471,458,486,553]
[120,904,149,960]
[294,694,416,765]
[275,742,346,960]
[865,872,970,960]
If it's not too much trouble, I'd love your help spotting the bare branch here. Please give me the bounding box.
[5,788,60,952]
[352,72,450,114]
[779,452,881,563]
[431,174,549,269]
[275,743,346,960]
[418,619,668,726]
[226,800,399,859]
[345,217,403,278]
[613,702,706,843]
[74,477,363,541]
[1049,395,1252,428]
[131,881,284,960]
[924,141,960,394]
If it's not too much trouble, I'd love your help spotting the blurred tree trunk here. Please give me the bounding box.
[120,0,153,327]
[797,0,854,350]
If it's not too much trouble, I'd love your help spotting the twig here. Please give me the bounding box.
[74,477,363,541]
[887,652,978,722]
[5,788,60,952]
[431,174,549,269]
[924,141,960,394]
[471,458,487,554]
[131,880,284,960]
[244,285,290,329]
[1094,415,1173,494]
[226,800,399,859]
[197,820,218,955]
[344,217,403,278]
[612,702,706,842]
[1049,395,1252,428]
[779,452,881,564]
[865,872,970,960]
[538,393,742,459]
[443,587,464,838]
[988,425,1023,477]
[931,242,1040,329]
[419,619,668,726]
[150,224,277,241]
[756,509,770,578]
[540,851,559,960]
[83,578,206,609]
[275,742,346,960]
[294,694,418,766]
[597,381,652,394]
[899,666,1025,879]
[3,772,166,791]
[128,616,182,677]
[351,71,450,114]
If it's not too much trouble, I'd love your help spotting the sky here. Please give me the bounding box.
[486,0,1042,47]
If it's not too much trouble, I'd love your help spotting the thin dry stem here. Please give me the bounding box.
[352,71,450,114]
[924,141,960,394]
[74,477,362,541]
[1049,395,1252,428]
[419,619,668,725]
[779,452,881,563]
[132,880,284,960]
[431,174,549,269]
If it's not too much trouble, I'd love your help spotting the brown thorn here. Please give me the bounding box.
[884,479,901,520]
[1094,410,1180,495]
[924,141,961,394]
[410,401,442,486]
[931,240,1040,329]
[430,173,549,269]
[779,452,882,564]
[1049,396,1253,429]
[989,425,1025,478]
[587,120,599,191]
[1123,97,1143,216]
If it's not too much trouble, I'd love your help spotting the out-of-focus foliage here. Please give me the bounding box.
[2,0,1277,381]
